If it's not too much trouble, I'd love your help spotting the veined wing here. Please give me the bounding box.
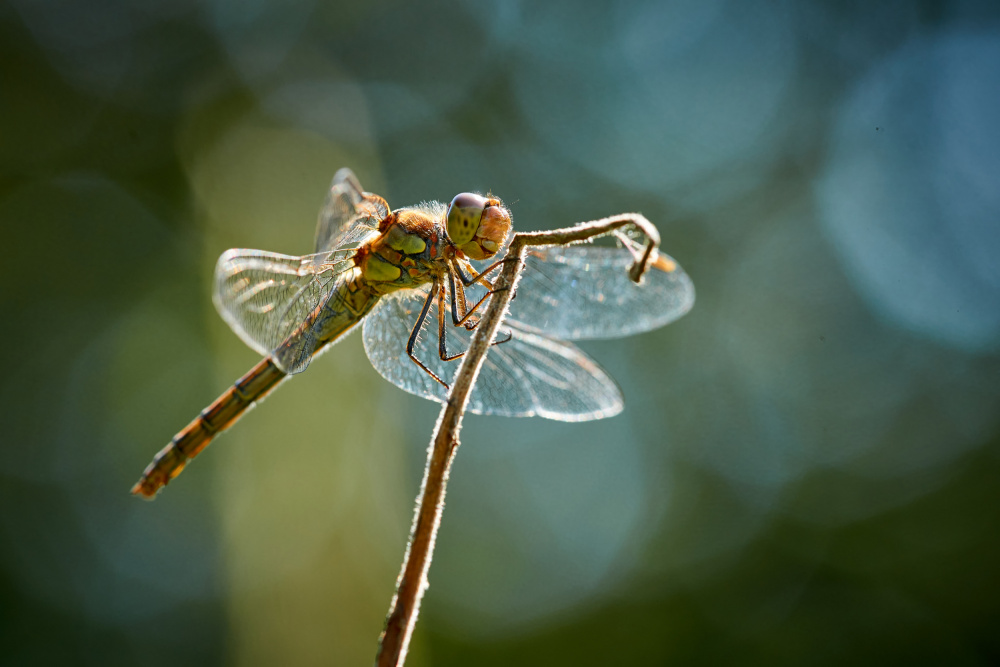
[508,245,695,340]
[313,168,387,257]
[362,287,622,421]
[214,248,355,374]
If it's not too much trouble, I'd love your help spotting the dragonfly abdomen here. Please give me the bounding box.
[131,356,287,498]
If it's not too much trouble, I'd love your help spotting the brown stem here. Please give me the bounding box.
[375,213,661,666]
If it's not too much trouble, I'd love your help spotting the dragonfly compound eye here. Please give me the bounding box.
[446,192,487,246]
[447,193,511,260]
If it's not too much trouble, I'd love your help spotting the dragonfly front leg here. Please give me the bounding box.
[447,269,509,330]
[437,281,465,363]
[406,279,450,388]
[437,272,512,365]
[451,256,516,288]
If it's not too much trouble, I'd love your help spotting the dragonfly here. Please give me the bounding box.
[132,169,695,498]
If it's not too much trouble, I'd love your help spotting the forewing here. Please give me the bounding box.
[213,248,354,373]
[362,287,623,421]
[313,168,386,256]
[508,245,695,340]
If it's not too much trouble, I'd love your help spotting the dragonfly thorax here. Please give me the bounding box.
[358,210,452,293]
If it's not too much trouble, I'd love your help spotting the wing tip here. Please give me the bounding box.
[535,401,624,422]
[332,167,359,186]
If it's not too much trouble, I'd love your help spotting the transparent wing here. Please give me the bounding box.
[362,287,623,421]
[313,168,387,257]
[213,248,355,374]
[508,245,695,340]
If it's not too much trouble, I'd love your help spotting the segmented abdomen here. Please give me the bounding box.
[131,356,287,498]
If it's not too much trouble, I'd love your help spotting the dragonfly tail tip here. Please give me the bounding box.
[130,481,159,500]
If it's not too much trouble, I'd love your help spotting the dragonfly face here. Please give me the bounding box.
[133,168,694,498]
[446,193,512,260]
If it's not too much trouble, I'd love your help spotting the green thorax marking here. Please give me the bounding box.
[360,215,451,293]
[384,223,427,255]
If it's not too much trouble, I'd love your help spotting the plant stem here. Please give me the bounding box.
[374,213,662,667]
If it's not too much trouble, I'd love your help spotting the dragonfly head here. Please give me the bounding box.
[446,192,511,260]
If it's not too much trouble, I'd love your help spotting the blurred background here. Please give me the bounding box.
[2,0,999,664]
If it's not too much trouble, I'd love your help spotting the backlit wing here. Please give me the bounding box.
[213,248,355,374]
[507,245,695,340]
[313,168,387,257]
[362,287,622,421]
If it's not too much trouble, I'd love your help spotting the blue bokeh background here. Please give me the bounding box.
[2,1,999,664]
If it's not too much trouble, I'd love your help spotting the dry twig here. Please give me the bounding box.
[375,213,662,666]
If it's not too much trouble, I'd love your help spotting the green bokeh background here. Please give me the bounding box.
[2,1,1000,665]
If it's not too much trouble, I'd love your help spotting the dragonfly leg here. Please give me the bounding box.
[437,281,464,362]
[613,229,646,264]
[437,324,513,363]
[407,279,451,388]
[451,257,516,287]
[497,328,513,343]
[439,274,512,362]
[447,269,508,330]
[448,267,470,321]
